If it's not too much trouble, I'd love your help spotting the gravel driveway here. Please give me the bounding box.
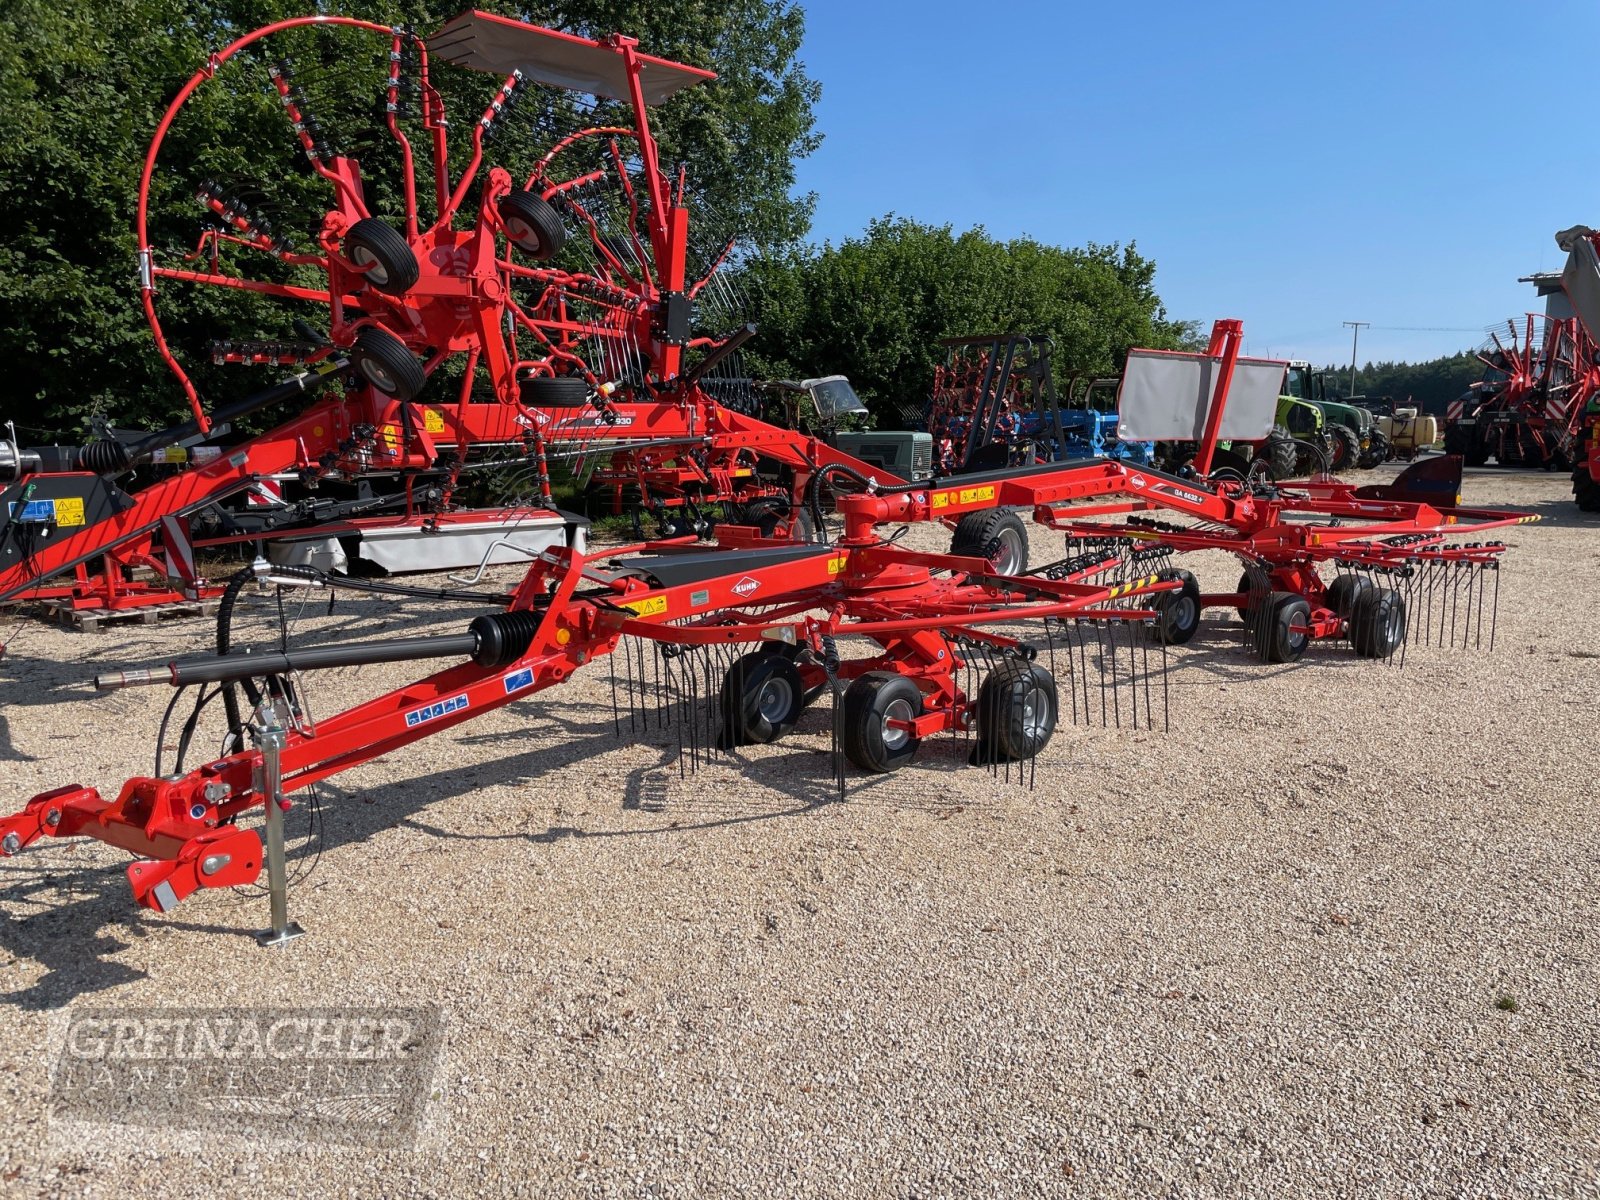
[0,467,1595,1198]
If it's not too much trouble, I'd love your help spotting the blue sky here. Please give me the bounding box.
[790,0,1600,366]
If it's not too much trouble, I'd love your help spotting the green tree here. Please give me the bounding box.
[0,0,820,435]
[745,216,1192,423]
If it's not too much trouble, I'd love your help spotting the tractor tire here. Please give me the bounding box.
[1328,424,1360,473]
[498,190,566,260]
[1148,568,1201,645]
[949,509,1029,576]
[1253,425,1298,481]
[343,218,419,295]
[1349,588,1407,659]
[973,659,1058,764]
[520,376,591,408]
[1573,466,1600,512]
[1257,591,1311,664]
[1359,429,1390,469]
[351,326,426,401]
[1325,573,1375,620]
[719,652,804,748]
[841,671,925,773]
[1443,422,1470,457]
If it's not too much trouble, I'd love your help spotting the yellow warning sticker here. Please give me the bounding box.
[827,554,848,576]
[381,424,400,450]
[423,409,445,434]
[930,491,949,509]
[54,497,86,527]
[621,595,668,618]
[957,485,996,505]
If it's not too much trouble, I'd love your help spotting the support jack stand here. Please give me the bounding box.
[251,702,305,948]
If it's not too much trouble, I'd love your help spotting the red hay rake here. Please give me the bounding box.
[0,11,1540,943]
[1447,314,1600,470]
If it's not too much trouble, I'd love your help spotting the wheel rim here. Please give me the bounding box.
[993,528,1024,576]
[756,676,793,724]
[358,356,395,392]
[881,697,915,751]
[1172,595,1197,632]
[350,246,388,286]
[1017,685,1048,740]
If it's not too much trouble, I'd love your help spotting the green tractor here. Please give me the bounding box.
[1281,361,1384,471]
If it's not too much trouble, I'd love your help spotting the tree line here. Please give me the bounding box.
[1317,352,1486,416]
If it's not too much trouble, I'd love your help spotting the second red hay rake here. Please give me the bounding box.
[0,10,1539,942]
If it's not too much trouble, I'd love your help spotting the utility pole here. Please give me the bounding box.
[1342,321,1369,398]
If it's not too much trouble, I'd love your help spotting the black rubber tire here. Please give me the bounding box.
[949,509,1029,576]
[1328,424,1360,472]
[1573,466,1600,512]
[727,495,791,537]
[343,218,418,295]
[973,659,1058,763]
[841,671,925,773]
[1349,587,1407,659]
[1235,569,1269,624]
[1254,425,1298,481]
[719,652,804,748]
[499,190,566,261]
[1359,429,1390,468]
[520,376,591,408]
[351,326,426,401]
[1443,423,1470,457]
[1464,422,1490,468]
[1148,568,1201,645]
[1259,591,1311,664]
[1325,574,1375,619]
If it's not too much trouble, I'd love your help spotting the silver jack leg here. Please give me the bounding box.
[251,703,304,948]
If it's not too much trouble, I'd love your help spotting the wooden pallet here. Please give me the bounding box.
[39,598,220,633]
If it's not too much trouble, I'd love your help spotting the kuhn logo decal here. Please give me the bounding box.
[1128,473,1148,489]
[731,576,761,598]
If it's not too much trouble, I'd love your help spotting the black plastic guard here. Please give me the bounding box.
[1352,454,1462,507]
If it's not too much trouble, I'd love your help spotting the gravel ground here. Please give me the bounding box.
[0,466,1597,1198]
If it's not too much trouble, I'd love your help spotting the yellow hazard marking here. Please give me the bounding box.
[423,409,445,434]
[930,491,949,509]
[1106,574,1157,599]
[54,498,86,527]
[957,485,996,504]
[621,595,668,618]
[827,554,848,576]
[381,424,400,450]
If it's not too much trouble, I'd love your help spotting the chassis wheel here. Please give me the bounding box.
[343,218,419,295]
[351,326,426,401]
[1257,591,1311,663]
[499,190,567,260]
[727,495,791,537]
[950,509,1028,576]
[841,671,925,773]
[1349,588,1406,658]
[1325,573,1375,619]
[1149,568,1201,645]
[974,659,1058,763]
[719,652,804,748]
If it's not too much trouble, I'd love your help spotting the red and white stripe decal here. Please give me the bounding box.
[159,514,197,587]
[1446,399,1465,423]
